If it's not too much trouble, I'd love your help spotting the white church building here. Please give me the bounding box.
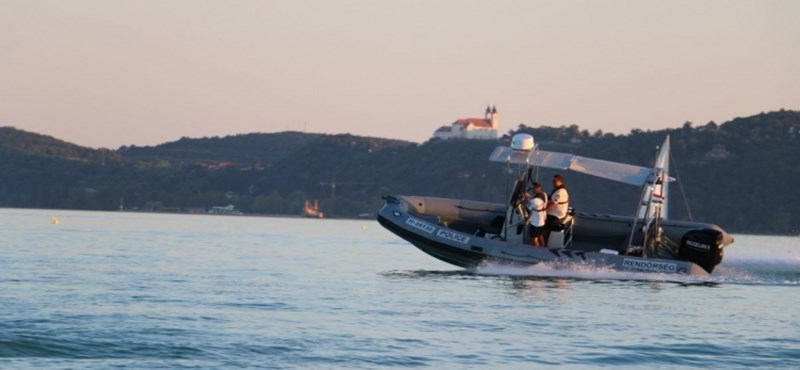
[432,106,499,140]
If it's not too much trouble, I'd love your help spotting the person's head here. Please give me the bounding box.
[533,182,543,194]
[553,174,564,187]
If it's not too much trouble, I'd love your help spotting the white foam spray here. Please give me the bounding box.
[473,252,800,286]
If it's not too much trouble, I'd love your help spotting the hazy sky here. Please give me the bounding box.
[1,0,798,148]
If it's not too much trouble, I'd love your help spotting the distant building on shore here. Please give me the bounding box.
[302,199,324,218]
[432,106,499,140]
[209,204,243,215]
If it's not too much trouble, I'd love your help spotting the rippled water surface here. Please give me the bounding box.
[1,209,798,369]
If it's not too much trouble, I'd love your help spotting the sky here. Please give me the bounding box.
[1,0,798,149]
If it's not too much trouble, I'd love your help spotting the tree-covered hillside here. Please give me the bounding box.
[0,126,120,163]
[119,132,323,165]
[1,110,798,234]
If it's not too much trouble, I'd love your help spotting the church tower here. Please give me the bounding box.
[485,105,492,120]
[490,106,499,130]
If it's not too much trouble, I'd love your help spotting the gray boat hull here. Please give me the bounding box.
[377,195,733,276]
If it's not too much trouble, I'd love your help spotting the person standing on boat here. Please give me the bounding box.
[545,174,570,242]
[525,182,548,246]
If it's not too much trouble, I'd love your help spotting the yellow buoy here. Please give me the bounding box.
[51,215,60,225]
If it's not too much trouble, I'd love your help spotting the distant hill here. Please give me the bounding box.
[119,132,324,165]
[118,131,415,167]
[1,110,798,234]
[0,126,119,163]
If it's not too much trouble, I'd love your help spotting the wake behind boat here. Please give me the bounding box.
[377,134,734,276]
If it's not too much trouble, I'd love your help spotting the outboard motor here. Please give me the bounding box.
[678,229,724,273]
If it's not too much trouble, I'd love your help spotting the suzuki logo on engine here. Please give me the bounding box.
[686,240,711,250]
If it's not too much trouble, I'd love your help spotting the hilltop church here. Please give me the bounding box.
[432,106,499,140]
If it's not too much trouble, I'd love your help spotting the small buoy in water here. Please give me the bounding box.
[51,215,59,225]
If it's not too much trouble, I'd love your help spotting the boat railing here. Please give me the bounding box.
[563,211,575,249]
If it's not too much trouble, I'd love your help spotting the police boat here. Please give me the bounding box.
[377,134,734,276]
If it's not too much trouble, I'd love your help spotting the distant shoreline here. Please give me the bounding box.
[0,206,376,222]
[1,206,794,236]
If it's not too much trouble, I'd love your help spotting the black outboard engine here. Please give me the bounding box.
[678,229,724,273]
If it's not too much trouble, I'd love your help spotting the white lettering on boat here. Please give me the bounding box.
[622,259,677,273]
[436,229,470,244]
[405,217,436,234]
[686,240,711,250]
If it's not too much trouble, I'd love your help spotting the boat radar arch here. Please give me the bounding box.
[511,134,534,151]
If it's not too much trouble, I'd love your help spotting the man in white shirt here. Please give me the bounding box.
[525,182,548,246]
[547,174,570,221]
[544,174,570,245]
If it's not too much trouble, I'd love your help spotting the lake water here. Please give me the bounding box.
[1,209,798,369]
